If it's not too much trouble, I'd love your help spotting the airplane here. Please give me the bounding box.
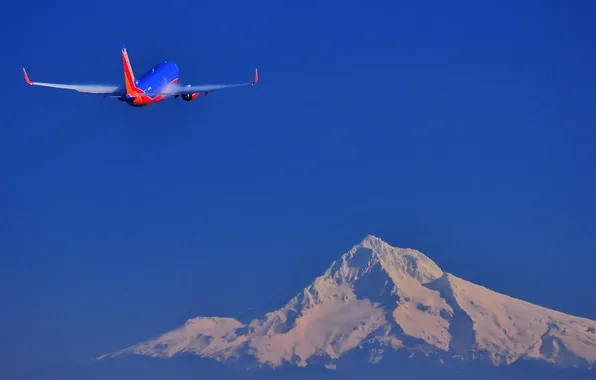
[22,44,259,107]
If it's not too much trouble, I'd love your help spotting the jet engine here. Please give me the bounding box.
[182,93,199,101]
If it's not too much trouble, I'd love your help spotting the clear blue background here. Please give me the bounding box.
[0,0,595,375]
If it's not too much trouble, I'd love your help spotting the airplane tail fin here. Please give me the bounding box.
[121,45,140,96]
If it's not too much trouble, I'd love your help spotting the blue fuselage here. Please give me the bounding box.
[121,61,180,106]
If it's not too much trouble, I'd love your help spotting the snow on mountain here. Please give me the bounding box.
[98,235,596,370]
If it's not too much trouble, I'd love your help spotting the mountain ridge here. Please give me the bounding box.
[98,235,596,371]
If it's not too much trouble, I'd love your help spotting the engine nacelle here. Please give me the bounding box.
[182,93,199,101]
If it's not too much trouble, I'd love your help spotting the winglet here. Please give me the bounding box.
[22,67,33,85]
[252,68,259,86]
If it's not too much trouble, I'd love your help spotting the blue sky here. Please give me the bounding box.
[0,0,595,374]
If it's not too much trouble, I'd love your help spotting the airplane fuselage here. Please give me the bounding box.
[120,61,181,107]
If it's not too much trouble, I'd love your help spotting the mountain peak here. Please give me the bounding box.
[340,234,443,285]
[359,234,384,244]
[99,235,596,371]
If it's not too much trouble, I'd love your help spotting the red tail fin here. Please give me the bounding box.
[121,45,142,96]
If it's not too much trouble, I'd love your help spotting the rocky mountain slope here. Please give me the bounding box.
[98,235,596,371]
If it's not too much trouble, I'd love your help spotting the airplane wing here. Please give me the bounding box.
[22,68,125,97]
[130,68,259,98]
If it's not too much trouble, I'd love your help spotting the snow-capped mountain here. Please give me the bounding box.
[98,235,596,371]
